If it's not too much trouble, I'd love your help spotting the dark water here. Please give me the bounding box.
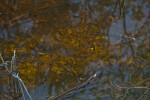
[0,0,150,100]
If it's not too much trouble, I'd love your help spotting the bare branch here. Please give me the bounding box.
[121,88,129,100]
[138,89,149,100]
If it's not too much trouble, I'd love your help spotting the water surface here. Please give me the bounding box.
[0,0,150,100]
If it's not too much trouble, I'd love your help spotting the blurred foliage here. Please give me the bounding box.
[0,0,150,99]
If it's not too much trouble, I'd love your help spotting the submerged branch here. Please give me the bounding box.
[48,73,97,100]
[49,67,107,100]
[110,78,150,100]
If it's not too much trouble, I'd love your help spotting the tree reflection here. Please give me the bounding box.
[0,0,150,99]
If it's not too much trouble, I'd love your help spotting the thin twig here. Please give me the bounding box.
[13,73,32,100]
[49,73,98,100]
[121,88,128,100]
[18,80,25,100]
[109,78,114,87]
[8,75,10,100]
[118,86,150,90]
[111,78,150,100]
[138,89,149,100]
[0,51,32,100]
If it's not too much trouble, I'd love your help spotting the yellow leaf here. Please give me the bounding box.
[81,18,84,24]
[51,67,57,72]
[102,36,105,38]
[127,58,132,66]
[109,16,114,20]
[68,29,72,34]
[92,25,98,30]
[71,39,76,44]
[96,36,100,39]
[59,61,66,64]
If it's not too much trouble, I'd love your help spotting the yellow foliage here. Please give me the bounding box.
[68,29,72,34]
[91,48,94,51]
[71,39,76,44]
[0,12,113,85]
[96,36,100,39]
[59,61,66,64]
[109,16,114,20]
[127,58,133,66]
[51,66,58,72]
[92,25,98,30]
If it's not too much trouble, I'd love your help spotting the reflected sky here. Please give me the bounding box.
[0,0,150,100]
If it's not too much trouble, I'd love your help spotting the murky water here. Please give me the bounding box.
[0,0,150,100]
